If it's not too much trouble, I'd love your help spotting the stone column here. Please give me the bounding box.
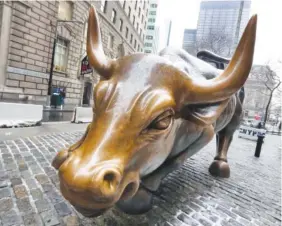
[0,2,12,89]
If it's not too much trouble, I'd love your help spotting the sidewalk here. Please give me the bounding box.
[0,123,88,141]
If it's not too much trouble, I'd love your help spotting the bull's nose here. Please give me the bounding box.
[92,167,122,197]
[52,150,69,170]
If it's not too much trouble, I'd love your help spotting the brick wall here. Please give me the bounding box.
[5,1,58,103]
[2,1,143,105]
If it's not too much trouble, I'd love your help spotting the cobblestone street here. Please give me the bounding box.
[0,128,281,226]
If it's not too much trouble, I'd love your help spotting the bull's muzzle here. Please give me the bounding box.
[52,150,139,217]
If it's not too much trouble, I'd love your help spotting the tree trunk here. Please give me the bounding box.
[263,92,273,125]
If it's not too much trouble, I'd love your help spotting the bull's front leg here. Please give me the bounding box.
[209,98,242,178]
[208,131,232,178]
[116,126,214,215]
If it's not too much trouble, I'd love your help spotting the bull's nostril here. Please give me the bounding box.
[100,170,121,194]
[91,167,122,196]
[104,172,116,183]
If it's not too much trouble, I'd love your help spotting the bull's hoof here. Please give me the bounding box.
[209,160,230,178]
[116,187,153,215]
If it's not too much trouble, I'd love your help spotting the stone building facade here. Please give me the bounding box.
[0,0,148,105]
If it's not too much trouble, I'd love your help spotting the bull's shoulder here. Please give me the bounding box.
[159,47,220,80]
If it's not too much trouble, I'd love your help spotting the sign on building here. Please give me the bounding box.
[81,55,93,75]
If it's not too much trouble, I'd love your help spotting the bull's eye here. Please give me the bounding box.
[147,110,173,131]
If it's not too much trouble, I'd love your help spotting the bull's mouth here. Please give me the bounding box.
[59,175,140,217]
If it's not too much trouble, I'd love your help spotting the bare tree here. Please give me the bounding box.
[268,102,281,124]
[195,26,234,58]
[254,61,281,125]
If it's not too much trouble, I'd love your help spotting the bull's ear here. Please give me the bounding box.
[180,98,232,126]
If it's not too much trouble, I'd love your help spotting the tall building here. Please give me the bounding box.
[144,0,159,54]
[182,29,197,55]
[0,1,148,106]
[196,0,251,57]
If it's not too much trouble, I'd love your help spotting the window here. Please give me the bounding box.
[145,43,152,47]
[143,1,146,9]
[111,9,116,23]
[151,3,157,8]
[135,1,138,9]
[123,1,126,9]
[140,28,142,35]
[148,18,155,23]
[133,15,135,26]
[144,22,146,29]
[58,1,73,20]
[136,23,139,31]
[149,11,156,15]
[147,25,155,30]
[128,6,131,17]
[130,34,133,44]
[142,15,144,23]
[101,0,107,13]
[143,34,145,40]
[145,50,151,53]
[125,27,129,38]
[54,38,69,72]
[119,19,123,31]
[146,35,153,40]
[134,40,137,48]
[108,33,114,49]
[141,48,143,52]
[137,44,140,51]
[138,7,141,17]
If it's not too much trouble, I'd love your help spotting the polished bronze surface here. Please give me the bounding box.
[52,6,257,217]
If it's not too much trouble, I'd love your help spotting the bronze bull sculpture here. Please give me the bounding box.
[52,6,257,217]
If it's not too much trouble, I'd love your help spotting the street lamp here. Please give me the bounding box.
[46,19,84,107]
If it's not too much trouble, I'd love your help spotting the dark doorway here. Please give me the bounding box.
[83,82,92,106]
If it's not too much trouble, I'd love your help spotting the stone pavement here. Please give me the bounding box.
[0,128,281,226]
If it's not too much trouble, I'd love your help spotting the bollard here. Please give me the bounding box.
[254,132,265,158]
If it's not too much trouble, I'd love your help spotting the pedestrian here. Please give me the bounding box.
[257,122,262,129]
[60,88,66,109]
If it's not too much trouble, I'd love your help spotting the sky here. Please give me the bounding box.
[156,0,282,67]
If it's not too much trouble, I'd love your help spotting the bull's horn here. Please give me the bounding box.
[87,6,114,79]
[179,15,257,104]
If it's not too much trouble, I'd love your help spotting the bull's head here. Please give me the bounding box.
[52,6,257,217]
